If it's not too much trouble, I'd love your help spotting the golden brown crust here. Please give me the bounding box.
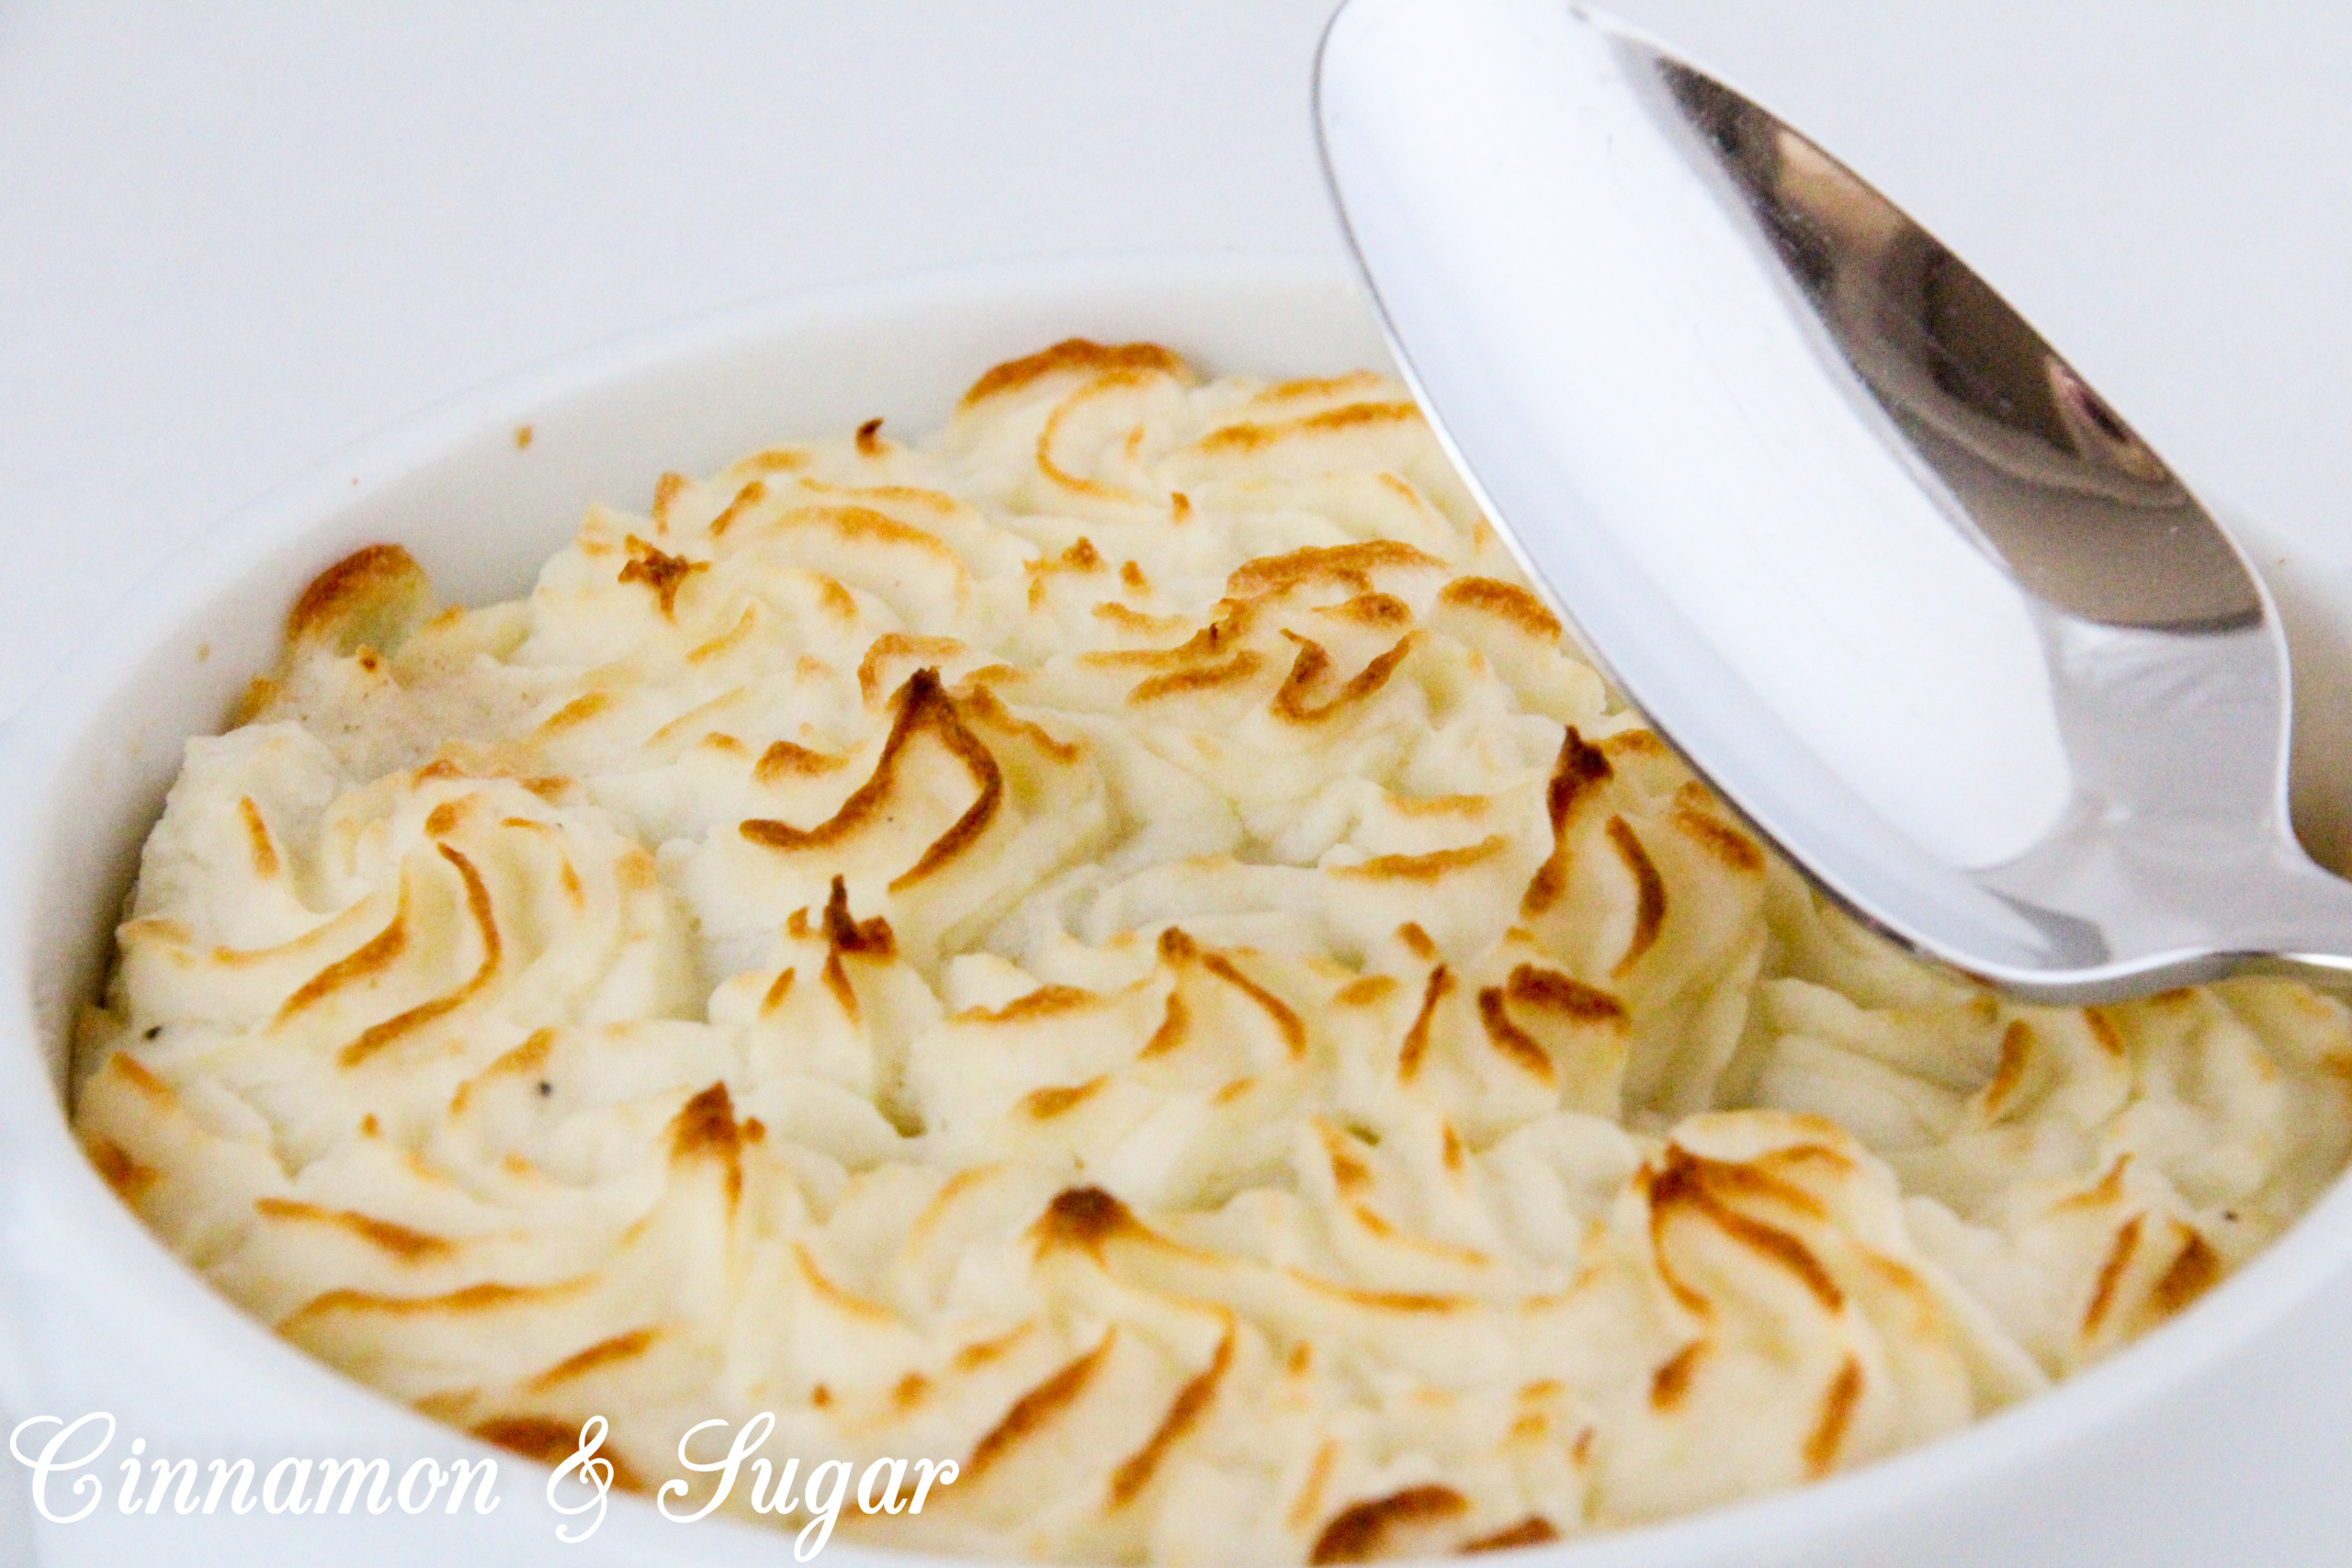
[1650,1146,1842,1314]
[338,844,501,1068]
[2082,1214,2144,1337]
[1272,635,1413,725]
[526,1328,658,1392]
[1436,577,1563,642]
[1196,401,1423,457]
[1092,601,1191,637]
[759,967,796,1014]
[967,1335,1115,1479]
[2059,1154,2132,1213]
[447,1027,557,1118]
[473,1416,644,1493]
[285,1278,590,1330]
[1227,542,1446,600]
[1037,380,1159,502]
[1462,1517,1562,1553]
[1021,1078,1107,1121]
[1079,615,1245,671]
[538,691,611,734]
[1126,650,1264,705]
[1521,729,1613,916]
[2150,1222,2221,1320]
[1476,987,1555,1081]
[861,633,966,705]
[1033,1186,1144,1258]
[956,684,1084,764]
[792,1245,894,1322]
[1398,964,1454,1082]
[961,340,1190,406]
[703,478,768,536]
[1649,1340,1706,1411]
[238,796,280,878]
[277,889,409,1025]
[1109,1333,1233,1506]
[617,536,707,619]
[1504,964,1627,1029]
[964,985,1098,1024]
[650,472,687,532]
[1388,793,1489,818]
[754,740,849,783]
[1320,592,1413,629]
[2086,1009,2127,1057]
[1802,1357,1863,1478]
[670,1081,740,1164]
[1289,1273,1463,1314]
[1335,836,1510,883]
[1318,1126,1374,1192]
[85,1136,157,1201]
[1309,1484,1469,1564]
[1983,1021,2034,1114]
[818,874,897,958]
[1250,372,1386,406]
[286,544,431,656]
[253,1198,455,1262]
[821,950,858,1020]
[1200,953,1306,1056]
[1604,818,1666,976]
[740,670,1003,892]
[1667,789,1764,874]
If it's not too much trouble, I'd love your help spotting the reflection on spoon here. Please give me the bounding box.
[1317,0,2352,1000]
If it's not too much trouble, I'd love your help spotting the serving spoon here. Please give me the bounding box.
[1316,0,2352,1005]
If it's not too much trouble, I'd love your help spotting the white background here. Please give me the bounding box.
[6,2,2352,726]
[4,1,2351,1556]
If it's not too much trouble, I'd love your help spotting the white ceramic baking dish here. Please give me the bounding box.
[6,256,2352,1567]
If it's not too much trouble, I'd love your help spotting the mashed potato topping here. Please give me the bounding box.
[74,341,2352,1562]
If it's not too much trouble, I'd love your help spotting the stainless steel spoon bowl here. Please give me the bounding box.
[1317,0,2352,1003]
